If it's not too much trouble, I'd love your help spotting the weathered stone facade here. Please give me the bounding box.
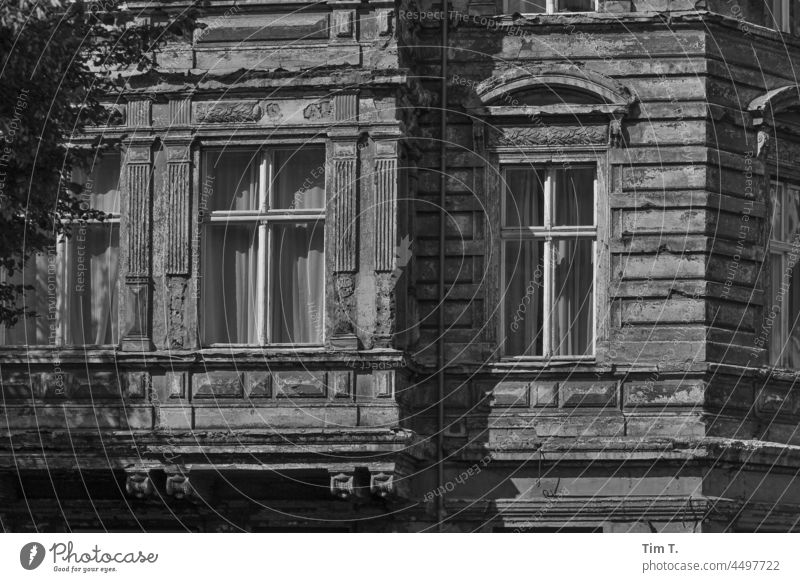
[2,0,800,532]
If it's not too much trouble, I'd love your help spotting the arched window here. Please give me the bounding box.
[467,67,634,359]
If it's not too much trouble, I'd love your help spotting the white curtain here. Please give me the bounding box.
[270,223,324,343]
[3,251,52,345]
[273,148,326,209]
[62,225,119,345]
[205,150,259,212]
[202,225,259,344]
[505,0,546,13]
[3,155,121,346]
[503,169,544,356]
[553,239,593,356]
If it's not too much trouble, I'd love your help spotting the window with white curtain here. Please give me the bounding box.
[501,164,596,358]
[201,146,326,346]
[503,0,595,13]
[768,179,800,368]
[0,154,121,346]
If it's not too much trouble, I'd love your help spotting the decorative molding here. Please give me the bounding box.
[330,472,354,500]
[127,99,151,128]
[304,101,332,121]
[166,161,190,275]
[759,126,774,161]
[332,273,356,340]
[166,277,188,348]
[125,473,153,499]
[374,157,398,272]
[489,125,609,148]
[124,372,149,399]
[609,119,623,149]
[329,370,352,398]
[126,162,151,277]
[332,10,353,37]
[169,97,191,126]
[373,369,394,398]
[332,158,357,272]
[195,101,263,123]
[333,92,358,123]
[168,372,185,399]
[377,9,393,36]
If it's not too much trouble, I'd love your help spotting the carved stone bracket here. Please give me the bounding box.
[165,473,194,500]
[329,471,355,500]
[369,470,408,499]
[125,472,153,499]
[757,124,773,161]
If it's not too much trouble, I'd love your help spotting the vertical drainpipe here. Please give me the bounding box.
[437,0,449,532]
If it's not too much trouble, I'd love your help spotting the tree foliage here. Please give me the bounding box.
[0,0,192,326]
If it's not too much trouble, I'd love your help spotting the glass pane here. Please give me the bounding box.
[785,186,800,243]
[203,150,259,212]
[64,224,119,345]
[503,240,544,356]
[552,238,594,356]
[270,223,325,343]
[272,148,326,210]
[73,154,121,214]
[559,0,593,11]
[553,167,595,226]
[771,182,783,242]
[505,0,547,12]
[786,257,800,368]
[504,168,544,227]
[201,224,259,343]
[770,252,783,366]
[2,251,53,345]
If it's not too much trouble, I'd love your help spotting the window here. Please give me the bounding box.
[768,179,800,368]
[501,165,596,358]
[503,0,595,14]
[201,146,326,345]
[1,154,121,346]
[772,0,790,32]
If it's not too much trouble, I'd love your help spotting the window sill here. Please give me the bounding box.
[495,355,595,367]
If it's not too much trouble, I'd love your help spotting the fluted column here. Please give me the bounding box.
[122,97,154,351]
[373,140,400,347]
[163,97,193,348]
[328,92,360,349]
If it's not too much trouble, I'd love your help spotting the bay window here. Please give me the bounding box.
[768,179,800,368]
[503,0,595,13]
[501,164,596,358]
[201,146,326,346]
[1,154,121,346]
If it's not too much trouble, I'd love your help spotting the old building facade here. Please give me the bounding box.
[2,0,800,532]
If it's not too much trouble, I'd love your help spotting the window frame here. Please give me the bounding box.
[772,0,791,33]
[0,155,121,348]
[200,145,327,348]
[501,0,598,14]
[767,177,800,368]
[497,152,603,361]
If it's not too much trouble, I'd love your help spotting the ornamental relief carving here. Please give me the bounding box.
[489,125,609,147]
[194,101,282,123]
